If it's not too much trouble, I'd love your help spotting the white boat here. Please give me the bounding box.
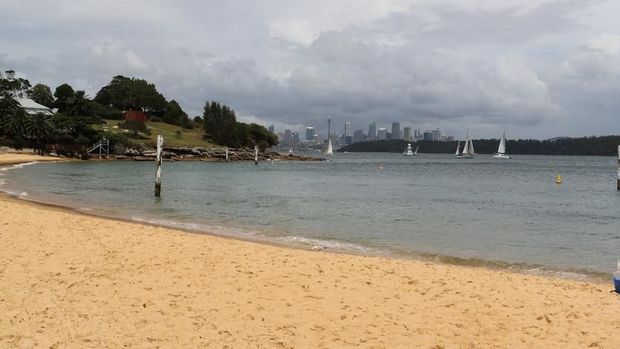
[403,143,415,156]
[492,131,511,159]
[326,137,333,155]
[288,148,293,155]
[456,130,475,159]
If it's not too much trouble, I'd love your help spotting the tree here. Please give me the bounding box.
[202,101,278,149]
[94,75,166,114]
[29,84,54,107]
[203,101,238,147]
[66,90,94,117]
[162,100,188,126]
[8,108,28,137]
[0,92,21,136]
[119,119,150,138]
[25,113,54,154]
[53,83,75,112]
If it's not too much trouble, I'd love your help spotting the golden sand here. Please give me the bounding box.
[0,154,618,348]
[0,153,69,166]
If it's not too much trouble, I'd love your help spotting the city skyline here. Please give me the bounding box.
[1,1,619,139]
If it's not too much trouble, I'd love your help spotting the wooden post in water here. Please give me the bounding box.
[155,135,163,197]
[254,145,258,166]
[617,145,620,191]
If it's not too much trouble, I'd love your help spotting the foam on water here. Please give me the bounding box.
[275,235,377,254]
[129,216,259,239]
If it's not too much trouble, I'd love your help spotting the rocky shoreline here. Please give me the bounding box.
[112,146,323,162]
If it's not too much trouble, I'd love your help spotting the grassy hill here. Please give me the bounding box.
[96,120,215,148]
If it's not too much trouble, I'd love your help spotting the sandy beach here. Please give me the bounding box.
[0,155,619,348]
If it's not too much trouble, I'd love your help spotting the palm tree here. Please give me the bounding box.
[66,90,93,117]
[0,92,20,136]
[8,108,28,137]
[25,113,54,154]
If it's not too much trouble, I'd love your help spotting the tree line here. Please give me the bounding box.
[0,70,277,155]
[339,137,620,156]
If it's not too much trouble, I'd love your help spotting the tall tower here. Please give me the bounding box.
[327,118,331,140]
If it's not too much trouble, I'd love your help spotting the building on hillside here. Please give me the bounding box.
[268,125,275,134]
[16,98,53,116]
[123,110,148,122]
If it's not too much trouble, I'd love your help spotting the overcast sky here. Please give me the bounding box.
[1,0,619,139]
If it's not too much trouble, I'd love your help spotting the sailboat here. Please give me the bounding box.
[414,145,418,155]
[326,137,333,155]
[403,143,415,156]
[455,131,475,159]
[492,131,511,159]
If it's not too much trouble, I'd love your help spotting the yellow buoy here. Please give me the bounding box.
[555,174,562,184]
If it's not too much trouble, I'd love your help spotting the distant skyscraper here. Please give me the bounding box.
[432,128,441,141]
[403,127,412,141]
[344,122,352,137]
[391,122,401,140]
[268,125,275,134]
[423,130,433,141]
[284,129,292,146]
[352,130,366,143]
[305,127,315,141]
[414,129,421,139]
[377,128,387,140]
[368,122,376,141]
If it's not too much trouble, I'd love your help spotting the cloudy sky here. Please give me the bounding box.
[1,0,619,139]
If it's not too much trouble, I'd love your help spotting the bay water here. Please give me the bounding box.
[1,153,618,279]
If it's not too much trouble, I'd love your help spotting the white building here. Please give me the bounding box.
[16,98,53,116]
[377,128,387,140]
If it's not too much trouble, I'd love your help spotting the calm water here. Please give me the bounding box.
[1,154,619,277]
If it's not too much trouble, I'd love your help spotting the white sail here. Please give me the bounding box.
[455,141,460,155]
[497,131,506,154]
[326,138,333,155]
[462,139,470,155]
[469,138,475,155]
[414,146,418,155]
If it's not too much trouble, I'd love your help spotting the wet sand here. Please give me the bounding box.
[0,154,619,348]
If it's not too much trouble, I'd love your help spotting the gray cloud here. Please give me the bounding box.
[1,0,618,138]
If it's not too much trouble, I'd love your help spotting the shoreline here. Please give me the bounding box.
[0,186,609,285]
[1,153,619,347]
[0,154,611,284]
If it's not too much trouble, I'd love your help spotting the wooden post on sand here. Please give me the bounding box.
[155,135,163,197]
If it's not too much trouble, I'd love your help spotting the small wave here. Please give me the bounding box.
[0,161,39,172]
[523,267,595,281]
[275,236,375,254]
[129,217,258,238]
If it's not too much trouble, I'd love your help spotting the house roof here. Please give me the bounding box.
[16,98,53,115]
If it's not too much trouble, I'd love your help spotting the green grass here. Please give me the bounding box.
[98,120,215,148]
